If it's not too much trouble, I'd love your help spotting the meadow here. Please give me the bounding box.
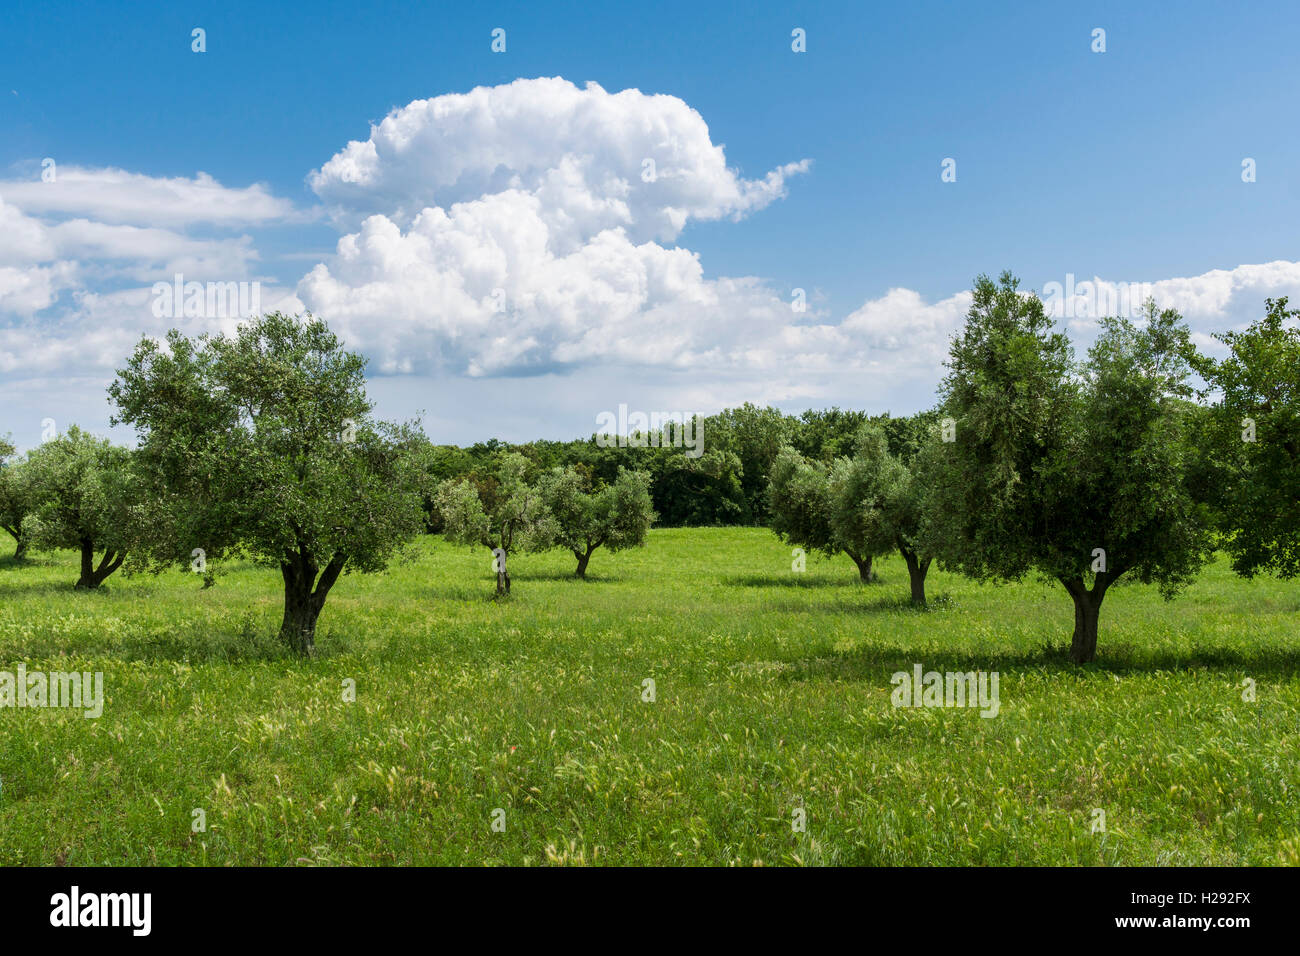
[0,527,1296,866]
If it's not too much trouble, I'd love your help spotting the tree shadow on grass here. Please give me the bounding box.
[0,576,185,600]
[0,580,83,599]
[723,573,869,589]
[0,554,60,577]
[780,639,1300,682]
[759,591,959,615]
[0,612,300,666]
[119,628,299,664]
[520,570,625,584]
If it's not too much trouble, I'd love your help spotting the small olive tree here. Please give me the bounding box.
[886,438,939,605]
[828,426,905,588]
[830,423,937,605]
[538,466,655,578]
[436,452,555,594]
[23,426,140,588]
[0,437,34,560]
[767,446,881,581]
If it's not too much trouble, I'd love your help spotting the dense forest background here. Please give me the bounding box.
[416,404,938,529]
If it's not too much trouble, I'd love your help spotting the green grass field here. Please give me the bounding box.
[0,527,1296,865]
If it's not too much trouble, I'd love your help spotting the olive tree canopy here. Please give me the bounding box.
[925,273,1211,663]
[109,312,425,654]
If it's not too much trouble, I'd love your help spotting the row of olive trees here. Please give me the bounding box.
[1,312,656,655]
[434,453,655,593]
[5,287,1293,665]
[109,312,652,651]
[767,273,1299,664]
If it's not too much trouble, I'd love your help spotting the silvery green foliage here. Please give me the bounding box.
[768,425,922,584]
[766,446,837,560]
[827,424,905,566]
[22,426,142,588]
[924,273,1211,662]
[109,312,426,653]
[1192,297,1300,580]
[435,451,556,558]
[0,436,35,559]
[537,466,654,577]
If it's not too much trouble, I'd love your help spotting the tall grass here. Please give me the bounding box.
[0,528,1295,865]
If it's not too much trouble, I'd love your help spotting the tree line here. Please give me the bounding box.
[1,273,1295,663]
[769,275,1297,663]
[0,314,656,654]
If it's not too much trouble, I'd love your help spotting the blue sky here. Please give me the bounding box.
[2,0,1298,448]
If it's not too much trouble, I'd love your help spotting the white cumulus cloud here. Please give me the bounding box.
[308,77,809,245]
[299,77,810,375]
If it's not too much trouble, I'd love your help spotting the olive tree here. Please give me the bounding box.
[857,423,939,605]
[823,422,935,604]
[0,437,33,560]
[435,452,554,594]
[767,445,880,581]
[827,426,903,585]
[538,466,655,578]
[109,312,426,655]
[1191,297,1300,580]
[23,426,139,588]
[926,273,1211,663]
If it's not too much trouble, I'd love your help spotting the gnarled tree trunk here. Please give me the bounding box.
[280,551,346,656]
[4,523,25,561]
[574,545,594,579]
[900,547,930,605]
[78,539,94,587]
[847,551,874,583]
[74,538,124,589]
[1062,574,1111,664]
